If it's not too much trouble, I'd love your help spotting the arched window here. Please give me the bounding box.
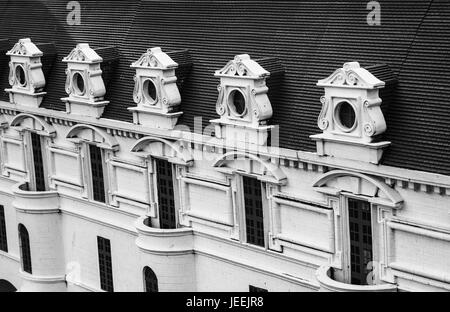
[0,279,17,292]
[18,224,32,274]
[143,266,158,292]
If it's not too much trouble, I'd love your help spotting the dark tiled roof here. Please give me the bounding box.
[0,0,449,175]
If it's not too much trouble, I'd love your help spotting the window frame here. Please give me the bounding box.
[150,157,181,229]
[24,131,49,192]
[97,236,114,292]
[154,157,177,229]
[142,77,159,106]
[334,100,357,132]
[18,224,32,274]
[0,205,8,253]
[71,71,87,97]
[249,285,268,292]
[237,174,271,250]
[340,193,379,285]
[81,142,110,204]
[88,144,107,203]
[228,88,248,118]
[143,266,159,292]
[13,63,28,89]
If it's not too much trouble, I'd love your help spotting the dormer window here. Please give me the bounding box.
[72,72,86,96]
[228,89,247,117]
[311,62,392,164]
[5,38,47,107]
[211,54,275,147]
[61,43,109,118]
[129,47,183,130]
[15,64,27,88]
[335,101,357,131]
[142,78,158,105]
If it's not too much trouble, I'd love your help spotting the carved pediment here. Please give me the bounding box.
[66,124,118,150]
[131,47,178,69]
[213,151,286,185]
[317,62,385,89]
[215,54,270,79]
[313,170,403,208]
[63,43,102,64]
[131,136,193,166]
[6,38,43,57]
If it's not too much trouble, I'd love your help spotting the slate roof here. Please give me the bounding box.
[0,0,449,175]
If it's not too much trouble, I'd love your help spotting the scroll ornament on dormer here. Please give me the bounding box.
[362,98,384,137]
[7,38,43,57]
[320,62,385,89]
[217,54,270,78]
[66,48,86,62]
[215,84,227,116]
[8,42,28,56]
[317,96,329,131]
[132,48,174,69]
[63,44,103,63]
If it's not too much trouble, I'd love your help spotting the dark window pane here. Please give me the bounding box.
[155,159,176,229]
[89,145,106,203]
[31,133,46,192]
[243,176,264,247]
[97,236,113,292]
[18,224,31,274]
[231,90,246,115]
[348,198,373,285]
[337,101,356,129]
[0,206,8,252]
[249,285,268,292]
[144,266,158,292]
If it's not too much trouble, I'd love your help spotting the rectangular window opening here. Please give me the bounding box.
[0,205,8,253]
[348,198,373,285]
[249,285,268,292]
[97,236,113,292]
[30,132,46,192]
[89,145,106,203]
[155,158,176,229]
[243,176,265,247]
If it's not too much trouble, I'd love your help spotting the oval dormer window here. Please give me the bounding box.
[228,89,247,117]
[335,101,356,131]
[143,79,157,105]
[15,65,27,87]
[72,72,86,96]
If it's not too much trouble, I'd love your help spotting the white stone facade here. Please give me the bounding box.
[0,40,449,292]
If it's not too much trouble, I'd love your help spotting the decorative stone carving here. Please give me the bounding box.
[128,47,182,130]
[310,62,391,164]
[5,38,46,107]
[61,43,108,118]
[211,54,273,146]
